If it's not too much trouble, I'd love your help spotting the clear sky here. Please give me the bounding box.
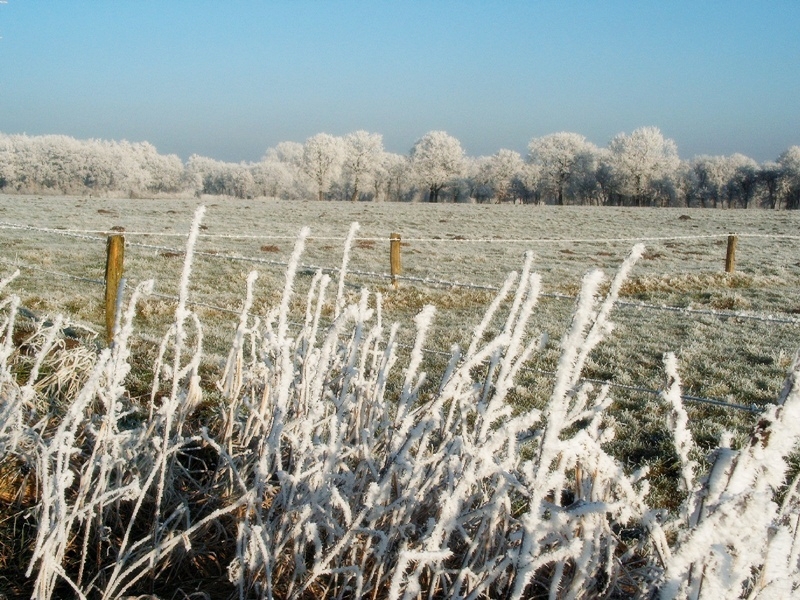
[1,1,798,163]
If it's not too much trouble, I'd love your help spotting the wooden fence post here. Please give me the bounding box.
[725,234,738,273]
[105,233,125,345]
[390,232,402,289]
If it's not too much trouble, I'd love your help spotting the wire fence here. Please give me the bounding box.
[3,221,800,244]
[4,233,799,327]
[4,258,763,415]
[127,233,800,326]
[1,217,798,417]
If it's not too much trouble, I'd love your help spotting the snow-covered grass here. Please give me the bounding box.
[1,202,800,598]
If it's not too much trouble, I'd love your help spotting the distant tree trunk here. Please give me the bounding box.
[762,171,779,209]
[634,176,643,207]
[767,183,778,209]
[741,180,755,208]
[556,173,566,205]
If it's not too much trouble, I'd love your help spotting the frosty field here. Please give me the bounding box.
[3,195,800,599]
[3,195,800,487]
[1,194,798,412]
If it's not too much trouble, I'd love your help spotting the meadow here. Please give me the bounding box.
[1,195,800,598]
[1,195,798,408]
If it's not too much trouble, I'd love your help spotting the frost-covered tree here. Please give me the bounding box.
[254,141,306,199]
[131,141,185,194]
[671,160,695,208]
[366,151,405,202]
[472,149,525,202]
[778,145,800,210]
[725,153,760,209]
[185,154,208,195]
[487,149,525,202]
[0,134,15,190]
[468,155,493,203]
[608,126,680,206]
[267,140,305,166]
[690,155,728,208]
[19,134,82,192]
[528,132,598,205]
[186,155,254,198]
[251,160,294,199]
[759,161,782,209]
[342,130,384,202]
[409,130,465,202]
[302,133,344,201]
[384,152,413,202]
[110,140,153,195]
[687,153,759,209]
[0,132,189,196]
[594,149,619,206]
[570,146,604,205]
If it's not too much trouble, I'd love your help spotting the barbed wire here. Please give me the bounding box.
[127,239,295,270]
[392,342,763,413]
[119,293,760,414]
[371,233,800,244]
[0,253,784,415]
[0,222,108,243]
[125,239,492,287]
[146,289,244,318]
[3,236,799,326]
[3,220,800,244]
[123,243,800,326]
[0,256,105,286]
[0,257,249,331]
[613,299,800,325]
[104,283,777,415]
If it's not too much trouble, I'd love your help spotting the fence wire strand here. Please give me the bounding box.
[392,342,763,413]
[0,256,105,287]
[3,219,800,244]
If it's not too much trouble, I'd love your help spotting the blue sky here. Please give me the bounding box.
[1,1,798,162]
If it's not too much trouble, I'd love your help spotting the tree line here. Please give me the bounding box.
[1,128,799,208]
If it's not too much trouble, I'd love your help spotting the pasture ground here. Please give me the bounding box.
[1,194,799,469]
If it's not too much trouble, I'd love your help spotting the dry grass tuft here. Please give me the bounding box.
[379,284,494,314]
[620,271,787,296]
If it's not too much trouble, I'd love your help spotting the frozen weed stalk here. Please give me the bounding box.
[2,206,800,599]
[656,354,800,599]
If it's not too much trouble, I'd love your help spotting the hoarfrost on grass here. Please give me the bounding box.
[1,205,799,598]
